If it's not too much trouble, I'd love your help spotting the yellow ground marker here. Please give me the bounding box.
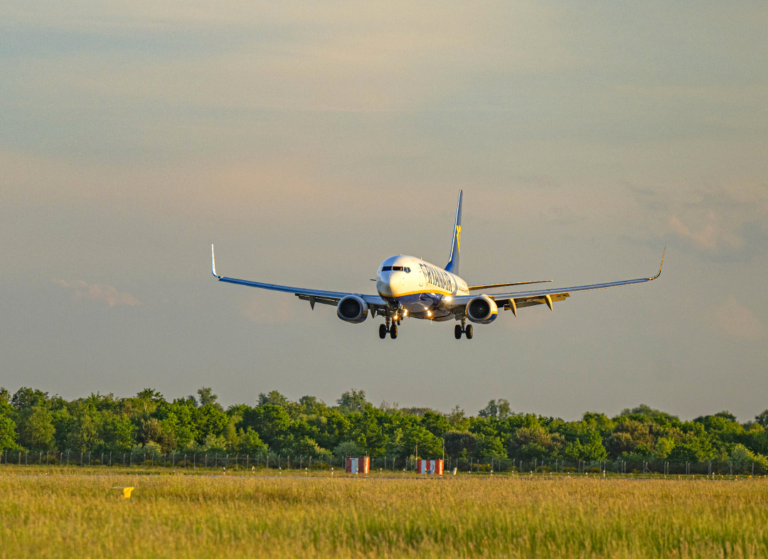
[112,487,134,499]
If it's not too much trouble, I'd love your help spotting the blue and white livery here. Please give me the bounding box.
[211,191,664,340]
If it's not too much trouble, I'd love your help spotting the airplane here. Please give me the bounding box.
[211,191,664,340]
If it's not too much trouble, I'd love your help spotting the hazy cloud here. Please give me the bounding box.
[645,184,768,257]
[667,213,743,253]
[240,294,295,323]
[55,279,141,307]
[711,297,766,340]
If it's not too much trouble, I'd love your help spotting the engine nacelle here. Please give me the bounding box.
[466,295,498,324]
[336,295,369,324]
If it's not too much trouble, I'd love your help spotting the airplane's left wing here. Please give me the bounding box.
[211,245,387,310]
[448,249,665,316]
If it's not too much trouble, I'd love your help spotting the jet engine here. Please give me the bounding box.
[336,295,369,324]
[465,295,498,324]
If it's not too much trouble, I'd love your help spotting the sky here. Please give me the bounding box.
[1,1,767,421]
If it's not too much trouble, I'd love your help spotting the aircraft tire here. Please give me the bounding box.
[454,325,462,339]
[465,325,473,339]
[379,324,387,339]
[390,324,398,339]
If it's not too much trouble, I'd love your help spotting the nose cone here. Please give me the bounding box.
[387,273,399,295]
[377,273,392,296]
[377,256,412,297]
[377,271,401,296]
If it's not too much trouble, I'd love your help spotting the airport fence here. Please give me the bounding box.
[0,449,765,477]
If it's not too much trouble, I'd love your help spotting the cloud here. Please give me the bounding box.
[240,294,294,323]
[667,213,743,253]
[655,184,768,258]
[711,296,766,340]
[55,279,141,307]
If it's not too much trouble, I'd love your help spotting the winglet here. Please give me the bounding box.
[650,247,665,280]
[211,245,221,278]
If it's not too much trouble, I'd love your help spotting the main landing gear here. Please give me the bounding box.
[454,319,473,340]
[379,316,399,339]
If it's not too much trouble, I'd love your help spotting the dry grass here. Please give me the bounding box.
[1,469,767,558]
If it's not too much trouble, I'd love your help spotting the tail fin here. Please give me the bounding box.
[445,190,463,275]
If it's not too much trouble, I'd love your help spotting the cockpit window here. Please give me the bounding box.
[393,266,404,271]
[382,266,392,271]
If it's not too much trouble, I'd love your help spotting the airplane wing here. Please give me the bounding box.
[448,249,665,316]
[211,246,387,310]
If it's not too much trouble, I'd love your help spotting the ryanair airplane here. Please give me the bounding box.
[212,191,664,340]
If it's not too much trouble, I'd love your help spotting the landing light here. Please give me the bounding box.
[444,296,452,302]
[403,310,408,317]
[427,310,432,317]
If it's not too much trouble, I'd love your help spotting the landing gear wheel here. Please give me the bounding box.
[390,324,398,339]
[379,324,387,339]
[454,325,462,339]
[465,325,473,339]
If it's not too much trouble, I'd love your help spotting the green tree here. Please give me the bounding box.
[0,415,21,450]
[581,432,608,461]
[334,440,365,457]
[337,389,369,414]
[16,405,56,451]
[291,436,326,458]
[197,387,224,411]
[257,391,289,408]
[347,409,387,456]
[65,404,103,452]
[241,405,291,449]
[422,411,451,438]
[510,426,564,459]
[446,406,468,429]
[11,387,49,410]
[478,400,498,418]
[235,428,268,454]
[654,437,676,460]
[98,414,135,452]
[755,410,768,427]
[299,396,326,415]
[444,431,477,458]
[476,434,507,459]
[400,425,443,458]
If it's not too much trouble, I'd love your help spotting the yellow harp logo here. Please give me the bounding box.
[455,225,461,252]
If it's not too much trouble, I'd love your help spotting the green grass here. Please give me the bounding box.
[1,469,767,558]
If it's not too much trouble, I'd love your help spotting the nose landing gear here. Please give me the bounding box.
[454,319,473,340]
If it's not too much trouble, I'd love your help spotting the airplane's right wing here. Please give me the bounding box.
[448,249,665,315]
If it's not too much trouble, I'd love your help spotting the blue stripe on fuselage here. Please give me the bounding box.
[381,292,445,309]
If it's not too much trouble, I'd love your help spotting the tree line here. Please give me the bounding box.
[1,387,768,469]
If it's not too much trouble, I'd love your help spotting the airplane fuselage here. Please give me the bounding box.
[376,255,469,321]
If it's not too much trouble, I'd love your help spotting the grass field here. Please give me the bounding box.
[2,468,767,558]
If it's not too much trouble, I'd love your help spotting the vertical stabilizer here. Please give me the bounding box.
[445,190,463,275]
